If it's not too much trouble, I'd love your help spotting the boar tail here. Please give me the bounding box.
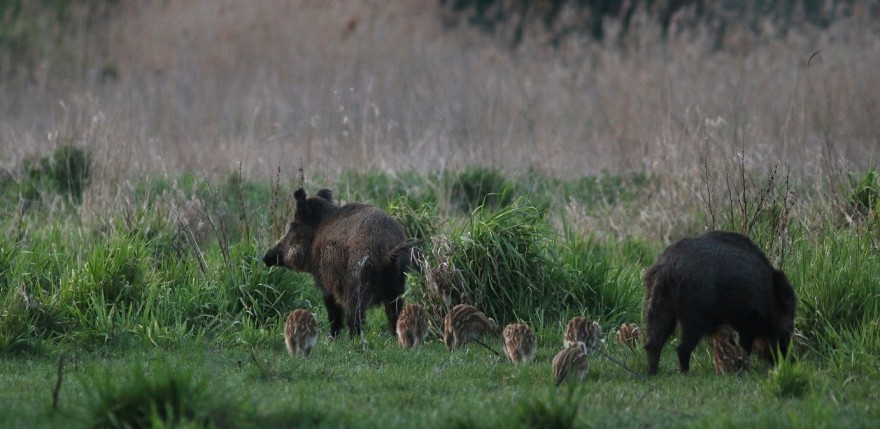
[386,239,421,271]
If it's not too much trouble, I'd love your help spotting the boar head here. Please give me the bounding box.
[262,188,336,271]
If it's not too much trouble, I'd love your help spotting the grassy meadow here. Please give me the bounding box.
[2,1,880,428]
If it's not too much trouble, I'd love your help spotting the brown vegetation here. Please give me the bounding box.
[1,1,877,242]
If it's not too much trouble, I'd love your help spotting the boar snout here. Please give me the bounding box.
[263,249,282,267]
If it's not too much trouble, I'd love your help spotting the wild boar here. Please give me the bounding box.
[643,231,796,375]
[263,188,415,338]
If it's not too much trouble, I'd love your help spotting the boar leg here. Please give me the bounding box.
[411,331,421,347]
[347,299,368,338]
[384,297,403,335]
[676,326,703,373]
[645,313,676,375]
[322,293,345,338]
[738,330,756,356]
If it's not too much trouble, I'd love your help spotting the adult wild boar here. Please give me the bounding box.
[263,188,415,338]
[643,231,796,375]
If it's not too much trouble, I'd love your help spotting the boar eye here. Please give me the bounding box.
[286,221,308,234]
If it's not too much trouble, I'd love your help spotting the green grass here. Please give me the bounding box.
[0,327,877,428]
[1,167,879,427]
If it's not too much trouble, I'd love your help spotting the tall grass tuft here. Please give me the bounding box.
[792,229,880,356]
[341,170,439,210]
[0,284,39,353]
[558,236,643,325]
[511,387,582,429]
[214,241,318,334]
[77,232,152,307]
[816,320,880,374]
[847,168,880,222]
[386,194,439,243]
[80,361,241,428]
[49,230,151,345]
[1,228,71,348]
[21,145,92,204]
[0,237,30,351]
[766,354,812,399]
[411,195,580,328]
[447,166,516,213]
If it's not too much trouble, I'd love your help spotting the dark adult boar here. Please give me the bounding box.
[263,188,415,338]
[643,231,796,375]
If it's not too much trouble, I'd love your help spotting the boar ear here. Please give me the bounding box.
[772,270,796,308]
[294,188,311,222]
[316,189,333,202]
[294,188,307,201]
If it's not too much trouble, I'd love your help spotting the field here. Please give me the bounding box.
[1,1,879,428]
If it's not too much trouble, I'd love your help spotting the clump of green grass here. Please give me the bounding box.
[511,387,582,429]
[386,194,439,243]
[48,231,152,345]
[341,169,439,210]
[447,166,515,213]
[0,284,38,353]
[558,236,643,325]
[80,362,241,428]
[792,229,880,355]
[79,232,152,307]
[847,168,880,221]
[0,231,71,349]
[411,195,578,328]
[214,241,320,338]
[766,355,812,399]
[21,145,92,204]
[815,320,880,374]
